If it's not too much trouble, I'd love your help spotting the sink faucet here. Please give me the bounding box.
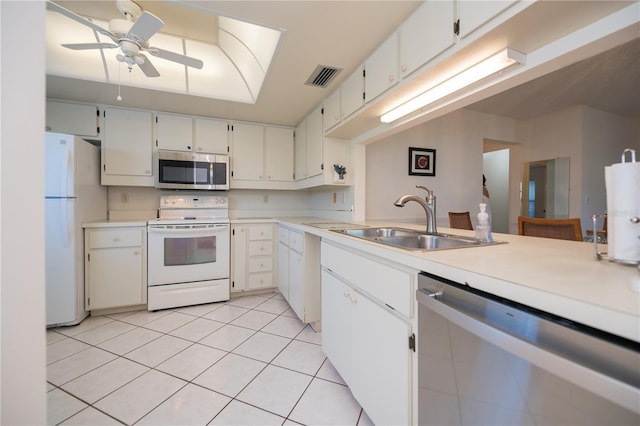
[394,185,437,233]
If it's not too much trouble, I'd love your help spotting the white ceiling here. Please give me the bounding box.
[46,0,423,127]
[46,1,639,129]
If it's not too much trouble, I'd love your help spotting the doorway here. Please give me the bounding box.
[483,148,510,233]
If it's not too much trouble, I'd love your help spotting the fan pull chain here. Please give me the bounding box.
[117,62,122,101]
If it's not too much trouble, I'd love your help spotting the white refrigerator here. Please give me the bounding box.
[45,132,107,327]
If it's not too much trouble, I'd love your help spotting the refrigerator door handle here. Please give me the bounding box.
[65,148,74,198]
[61,200,72,248]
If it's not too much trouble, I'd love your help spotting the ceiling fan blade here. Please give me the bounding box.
[46,1,117,43]
[136,54,161,77]
[146,47,204,69]
[61,42,118,50]
[128,11,164,43]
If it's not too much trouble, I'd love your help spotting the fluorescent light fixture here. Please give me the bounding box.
[380,48,526,123]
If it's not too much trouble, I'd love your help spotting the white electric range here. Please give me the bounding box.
[147,195,230,310]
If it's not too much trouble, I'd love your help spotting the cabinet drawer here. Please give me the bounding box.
[249,224,274,240]
[321,241,415,318]
[249,257,273,273]
[249,240,273,256]
[289,230,304,253]
[249,272,273,289]
[89,228,143,249]
[279,227,289,244]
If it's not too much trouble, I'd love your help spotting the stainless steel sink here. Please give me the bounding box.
[331,227,504,251]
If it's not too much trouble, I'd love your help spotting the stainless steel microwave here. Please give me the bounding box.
[154,150,229,190]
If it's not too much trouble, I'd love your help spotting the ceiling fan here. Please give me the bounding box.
[47,0,204,77]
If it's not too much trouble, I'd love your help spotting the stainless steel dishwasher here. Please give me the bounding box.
[417,272,640,425]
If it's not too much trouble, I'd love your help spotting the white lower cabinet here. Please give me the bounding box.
[321,240,416,425]
[277,226,321,328]
[231,223,276,293]
[84,226,147,311]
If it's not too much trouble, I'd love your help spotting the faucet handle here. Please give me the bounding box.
[416,185,432,196]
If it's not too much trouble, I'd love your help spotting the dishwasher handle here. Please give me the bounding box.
[417,287,640,414]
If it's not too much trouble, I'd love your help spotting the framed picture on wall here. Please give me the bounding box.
[408,147,436,176]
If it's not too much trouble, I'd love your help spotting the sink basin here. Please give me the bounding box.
[331,227,504,251]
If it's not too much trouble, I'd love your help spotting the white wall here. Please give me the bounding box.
[516,105,639,234]
[1,1,47,424]
[107,187,314,220]
[581,106,639,230]
[364,109,518,226]
[483,149,510,233]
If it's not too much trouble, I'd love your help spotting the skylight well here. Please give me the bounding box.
[45,1,282,104]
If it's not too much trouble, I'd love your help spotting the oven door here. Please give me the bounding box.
[147,223,230,286]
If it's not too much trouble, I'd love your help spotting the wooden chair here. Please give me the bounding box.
[517,216,583,241]
[585,214,607,243]
[448,211,473,230]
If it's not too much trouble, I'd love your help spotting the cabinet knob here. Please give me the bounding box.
[389,74,395,82]
[400,64,407,72]
[187,145,192,150]
[351,295,358,304]
[344,290,350,298]
[133,251,139,255]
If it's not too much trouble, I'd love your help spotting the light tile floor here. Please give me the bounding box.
[47,292,374,426]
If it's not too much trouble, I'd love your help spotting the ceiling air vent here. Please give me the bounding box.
[305,65,342,88]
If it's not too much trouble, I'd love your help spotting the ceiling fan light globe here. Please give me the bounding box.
[116,53,125,62]
[134,56,144,65]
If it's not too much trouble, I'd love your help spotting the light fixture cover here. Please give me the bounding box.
[380,48,526,123]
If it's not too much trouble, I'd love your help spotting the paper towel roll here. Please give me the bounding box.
[605,151,640,263]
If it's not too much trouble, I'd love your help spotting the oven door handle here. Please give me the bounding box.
[148,224,230,234]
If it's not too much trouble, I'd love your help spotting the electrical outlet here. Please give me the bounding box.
[263,194,269,204]
[120,192,129,204]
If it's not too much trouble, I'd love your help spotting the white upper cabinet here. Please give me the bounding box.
[265,126,294,181]
[306,105,324,178]
[194,118,228,154]
[364,32,399,103]
[323,88,342,132]
[155,113,193,152]
[294,119,307,181]
[457,0,519,39]
[46,100,99,137]
[341,65,365,120]
[156,113,228,154]
[101,106,154,187]
[230,123,294,186]
[230,122,264,181]
[399,0,456,79]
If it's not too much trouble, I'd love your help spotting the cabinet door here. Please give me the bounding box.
[294,119,307,180]
[277,242,290,299]
[88,247,144,310]
[365,32,399,102]
[231,123,264,180]
[231,225,248,293]
[265,126,294,181]
[102,107,154,185]
[399,0,455,79]
[194,118,228,154]
[341,66,364,119]
[288,249,304,320]
[46,101,98,137]
[323,88,342,132]
[457,0,518,38]
[155,113,193,151]
[322,270,411,426]
[321,271,358,385]
[306,106,323,178]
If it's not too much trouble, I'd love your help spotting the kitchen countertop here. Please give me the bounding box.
[276,217,640,342]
